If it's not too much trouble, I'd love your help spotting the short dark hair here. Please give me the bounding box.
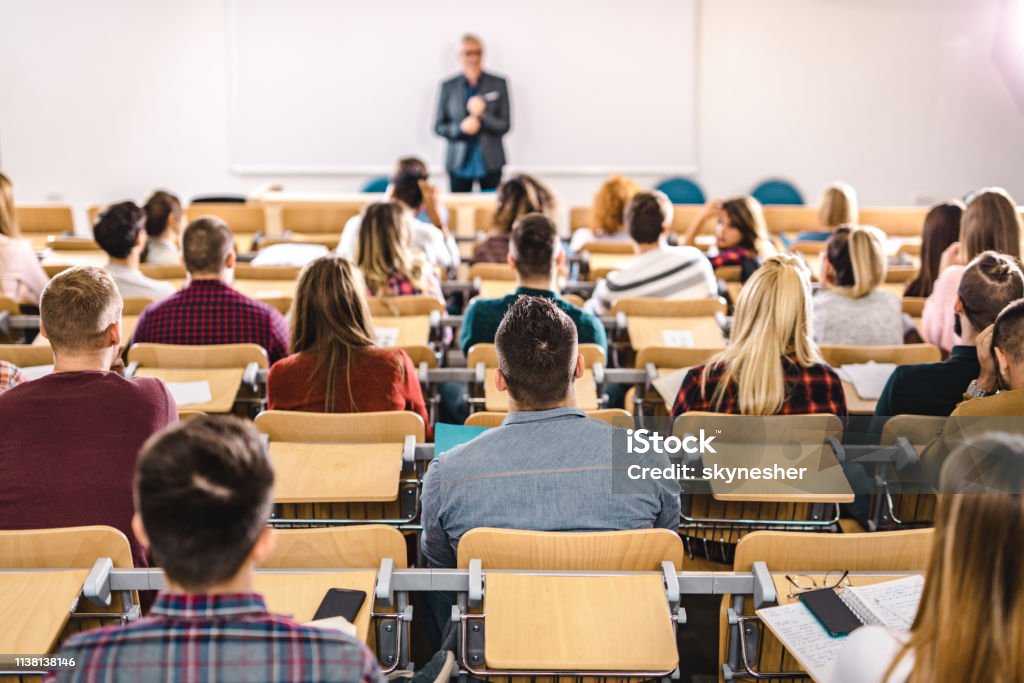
[626,191,672,244]
[135,416,273,590]
[392,167,426,210]
[495,296,578,408]
[509,213,558,279]
[182,217,233,275]
[959,251,1024,333]
[93,201,145,259]
[993,298,1024,366]
[143,190,182,238]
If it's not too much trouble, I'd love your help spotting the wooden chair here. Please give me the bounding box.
[45,236,100,251]
[0,344,52,369]
[721,529,932,681]
[473,206,496,233]
[127,342,268,369]
[254,409,425,443]
[868,414,946,531]
[612,297,727,363]
[234,263,301,281]
[42,263,72,278]
[611,297,727,318]
[367,295,445,317]
[819,343,940,367]
[562,293,586,308]
[858,207,929,237]
[577,239,635,254]
[464,408,632,428]
[280,203,364,234]
[256,233,339,249]
[568,206,592,231]
[264,525,409,569]
[902,296,926,317]
[468,262,516,281]
[121,297,155,316]
[185,203,267,233]
[14,205,74,235]
[138,264,187,280]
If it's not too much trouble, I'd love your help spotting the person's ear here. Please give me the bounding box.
[574,352,585,380]
[225,251,236,269]
[494,367,508,393]
[995,346,1011,379]
[556,248,566,268]
[107,318,122,350]
[250,527,277,566]
[135,230,147,249]
[39,322,49,341]
[131,514,150,550]
[506,254,516,269]
[953,297,964,316]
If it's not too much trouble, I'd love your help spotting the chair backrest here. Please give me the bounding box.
[14,205,74,234]
[562,293,585,308]
[902,296,926,317]
[45,236,100,251]
[0,297,19,316]
[367,295,445,316]
[858,207,929,237]
[0,344,53,368]
[569,206,592,231]
[400,344,438,368]
[457,528,684,570]
[655,177,706,205]
[880,414,946,446]
[127,343,269,369]
[121,297,155,316]
[751,179,804,206]
[263,525,408,569]
[634,346,720,370]
[139,264,187,280]
[360,176,390,194]
[473,206,497,232]
[465,408,632,428]
[280,203,364,234]
[185,203,267,233]
[467,342,606,369]
[579,240,635,254]
[468,262,516,281]
[673,412,844,442]
[819,344,940,367]
[611,296,726,317]
[0,526,134,569]
[254,409,426,443]
[234,264,301,281]
[762,206,820,234]
[733,529,933,572]
[714,265,743,282]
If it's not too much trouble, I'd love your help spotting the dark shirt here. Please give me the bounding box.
[872,345,980,422]
[454,76,486,179]
[470,234,511,264]
[0,372,177,567]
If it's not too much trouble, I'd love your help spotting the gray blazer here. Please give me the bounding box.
[434,71,511,173]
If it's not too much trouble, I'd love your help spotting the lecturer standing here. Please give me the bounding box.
[434,34,511,192]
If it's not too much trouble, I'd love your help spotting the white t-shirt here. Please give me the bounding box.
[337,213,459,269]
[104,264,176,302]
[830,625,913,683]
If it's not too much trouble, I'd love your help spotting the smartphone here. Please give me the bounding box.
[312,588,366,622]
[798,588,862,637]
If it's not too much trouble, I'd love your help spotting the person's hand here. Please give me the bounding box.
[467,95,486,116]
[110,355,126,376]
[975,323,998,392]
[939,241,963,272]
[460,115,481,135]
[418,178,448,232]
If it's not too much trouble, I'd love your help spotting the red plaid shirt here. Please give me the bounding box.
[45,592,384,683]
[131,279,289,364]
[708,245,753,269]
[0,360,24,392]
[671,357,847,417]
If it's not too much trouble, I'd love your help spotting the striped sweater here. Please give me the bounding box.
[584,244,718,315]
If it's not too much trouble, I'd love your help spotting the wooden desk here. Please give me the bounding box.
[477,279,516,300]
[702,442,854,504]
[255,570,376,643]
[627,316,725,351]
[268,442,403,503]
[483,572,677,671]
[373,316,431,347]
[841,380,877,416]
[484,369,599,411]
[587,253,635,280]
[135,367,244,413]
[233,279,298,300]
[0,570,88,655]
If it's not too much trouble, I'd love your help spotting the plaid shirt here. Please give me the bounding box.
[45,592,384,683]
[0,360,24,392]
[131,279,289,364]
[708,245,753,269]
[671,357,847,417]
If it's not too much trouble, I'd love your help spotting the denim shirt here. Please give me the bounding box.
[419,407,681,568]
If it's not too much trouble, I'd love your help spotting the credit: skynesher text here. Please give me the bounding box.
[627,463,809,484]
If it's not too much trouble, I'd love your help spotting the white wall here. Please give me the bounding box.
[1,0,1022,232]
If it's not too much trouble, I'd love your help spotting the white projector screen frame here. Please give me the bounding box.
[227,0,697,175]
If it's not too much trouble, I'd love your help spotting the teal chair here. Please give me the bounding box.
[655,177,706,205]
[361,176,390,193]
[751,179,804,205]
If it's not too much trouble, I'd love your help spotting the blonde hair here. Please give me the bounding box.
[40,266,122,352]
[721,195,776,257]
[701,255,822,415]
[818,183,858,228]
[591,175,640,236]
[357,201,430,296]
[961,187,1022,261]
[825,225,887,298]
[0,172,19,238]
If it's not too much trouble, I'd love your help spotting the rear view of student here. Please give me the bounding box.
[267,256,429,429]
[568,174,640,253]
[472,173,559,264]
[795,182,858,242]
[682,195,773,280]
[46,416,384,683]
[672,255,847,416]
[831,432,1024,683]
[142,190,184,266]
[902,201,962,298]
[0,267,176,567]
[93,201,176,301]
[0,172,49,305]
[813,225,902,346]
[355,202,444,303]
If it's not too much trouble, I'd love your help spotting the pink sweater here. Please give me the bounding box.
[920,265,963,353]
[0,235,48,305]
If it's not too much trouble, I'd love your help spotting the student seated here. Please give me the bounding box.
[672,255,847,416]
[421,296,679,568]
[338,157,459,271]
[681,195,773,280]
[45,416,384,683]
[585,190,717,315]
[93,201,176,301]
[0,172,49,305]
[568,174,639,253]
[831,432,1024,683]
[948,297,1024,416]
[471,173,559,264]
[922,187,1021,352]
[0,360,24,392]
[794,182,858,243]
[461,213,607,354]
[131,217,289,363]
[874,251,1023,420]
[142,189,184,266]
[0,267,176,567]
[354,202,444,303]
[813,225,902,346]
[267,256,430,428]
[902,200,962,298]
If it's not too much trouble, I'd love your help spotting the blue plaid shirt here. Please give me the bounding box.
[45,592,384,683]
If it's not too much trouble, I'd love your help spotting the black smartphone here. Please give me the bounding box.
[798,588,862,637]
[312,588,366,622]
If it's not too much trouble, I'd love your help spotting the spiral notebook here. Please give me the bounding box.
[756,575,923,682]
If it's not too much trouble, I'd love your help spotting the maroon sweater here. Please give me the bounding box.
[0,371,177,567]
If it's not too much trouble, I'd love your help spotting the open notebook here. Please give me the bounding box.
[756,575,923,682]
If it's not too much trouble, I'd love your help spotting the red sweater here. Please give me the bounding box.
[267,349,431,438]
[0,371,177,567]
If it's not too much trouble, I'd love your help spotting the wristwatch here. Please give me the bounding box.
[965,379,994,399]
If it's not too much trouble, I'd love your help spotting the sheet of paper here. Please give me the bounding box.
[256,290,284,299]
[375,327,399,348]
[652,367,690,407]
[661,329,695,348]
[19,364,53,381]
[838,362,897,400]
[757,601,844,682]
[847,575,923,630]
[166,381,213,406]
[304,615,357,637]
[250,242,328,267]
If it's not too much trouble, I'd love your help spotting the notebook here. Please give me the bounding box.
[661,329,695,348]
[756,575,924,682]
[836,362,898,400]
[375,327,400,348]
[166,381,213,406]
